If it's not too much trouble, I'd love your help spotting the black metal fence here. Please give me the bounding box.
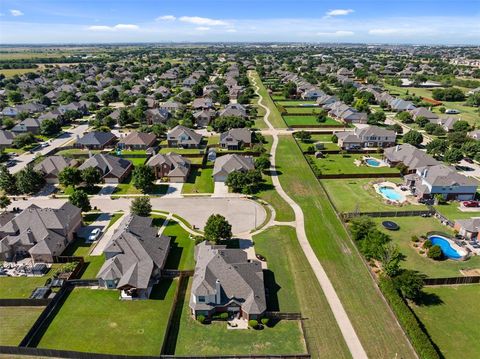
[342,210,434,220]
[265,312,303,320]
[424,276,480,286]
[0,298,51,307]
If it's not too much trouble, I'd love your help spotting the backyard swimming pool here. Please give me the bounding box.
[378,186,402,201]
[365,158,381,167]
[428,235,465,260]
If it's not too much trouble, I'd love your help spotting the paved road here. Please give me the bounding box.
[9,124,89,174]
[7,196,265,235]
[251,73,368,359]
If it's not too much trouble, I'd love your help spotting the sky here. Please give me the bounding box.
[1,0,480,45]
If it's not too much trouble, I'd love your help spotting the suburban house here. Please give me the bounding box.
[468,130,480,140]
[389,98,416,112]
[0,130,16,150]
[146,152,191,182]
[316,95,338,106]
[117,131,156,150]
[12,118,44,134]
[167,125,203,148]
[34,156,79,184]
[75,131,117,150]
[193,109,216,127]
[213,154,255,182]
[383,144,440,173]
[334,126,396,150]
[146,108,170,124]
[404,164,479,201]
[0,203,82,263]
[192,97,214,110]
[409,107,439,121]
[218,103,248,118]
[429,117,459,132]
[96,215,170,300]
[189,241,266,320]
[220,128,252,150]
[328,101,367,124]
[78,154,133,184]
[454,218,480,240]
[302,88,324,100]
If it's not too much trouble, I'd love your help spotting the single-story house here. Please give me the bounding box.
[218,103,248,119]
[454,218,480,240]
[193,109,216,128]
[78,154,132,184]
[383,144,441,173]
[0,130,16,150]
[189,241,266,320]
[146,152,191,182]
[220,128,252,150]
[75,131,117,150]
[146,108,170,124]
[212,154,255,182]
[34,156,79,184]
[97,214,170,299]
[118,132,156,150]
[12,118,44,134]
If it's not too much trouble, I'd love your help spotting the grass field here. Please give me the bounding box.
[284,107,324,114]
[0,265,62,299]
[0,68,38,77]
[0,306,44,345]
[174,278,307,356]
[310,154,400,175]
[373,217,480,277]
[322,178,427,213]
[113,175,168,195]
[38,282,177,355]
[275,100,317,106]
[283,116,340,127]
[163,221,196,270]
[276,136,416,359]
[182,166,214,194]
[411,285,480,359]
[296,136,340,152]
[248,71,286,128]
[434,202,480,220]
[256,173,295,222]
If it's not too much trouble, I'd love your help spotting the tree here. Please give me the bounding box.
[415,116,429,128]
[396,111,413,124]
[282,82,297,99]
[40,119,61,136]
[367,111,386,125]
[0,194,11,211]
[294,131,311,142]
[426,139,448,157]
[58,167,82,188]
[403,130,423,147]
[15,164,45,194]
[130,196,151,217]
[444,148,463,163]
[212,116,252,132]
[225,170,263,194]
[81,167,102,189]
[248,319,259,329]
[394,270,425,301]
[0,165,17,194]
[13,133,36,149]
[427,245,443,260]
[7,90,23,104]
[69,189,91,212]
[204,214,232,244]
[380,243,402,277]
[255,155,271,172]
[387,123,403,135]
[132,165,155,193]
[452,120,470,133]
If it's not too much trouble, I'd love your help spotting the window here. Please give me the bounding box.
[198,296,205,303]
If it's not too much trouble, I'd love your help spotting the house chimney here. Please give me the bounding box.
[215,279,221,304]
[422,168,428,178]
[395,145,400,152]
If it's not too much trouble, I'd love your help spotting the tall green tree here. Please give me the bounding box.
[69,189,91,212]
[204,214,232,244]
[58,167,82,188]
[15,164,45,194]
[81,167,102,189]
[0,165,17,194]
[130,196,152,217]
[132,165,155,193]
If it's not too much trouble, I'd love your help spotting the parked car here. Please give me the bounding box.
[445,109,460,114]
[463,200,479,208]
[40,142,49,148]
[88,228,102,242]
[464,157,474,164]
[6,160,16,168]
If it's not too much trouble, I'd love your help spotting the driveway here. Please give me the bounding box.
[6,197,265,235]
[456,159,480,180]
[98,184,117,196]
[90,213,125,256]
[77,213,111,240]
[212,181,229,197]
[162,182,184,198]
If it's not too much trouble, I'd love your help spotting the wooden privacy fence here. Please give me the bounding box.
[265,312,303,320]
[424,276,480,286]
[317,172,401,179]
[342,210,434,220]
[161,269,194,278]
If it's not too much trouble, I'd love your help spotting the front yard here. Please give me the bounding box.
[37,281,177,355]
[182,166,214,194]
[0,306,44,345]
[309,153,400,175]
[173,278,307,356]
[411,285,480,359]
[113,175,168,195]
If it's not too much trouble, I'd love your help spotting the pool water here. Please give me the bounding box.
[378,186,402,201]
[429,236,463,260]
[365,158,381,167]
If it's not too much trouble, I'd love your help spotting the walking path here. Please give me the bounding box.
[250,73,368,359]
[157,213,173,236]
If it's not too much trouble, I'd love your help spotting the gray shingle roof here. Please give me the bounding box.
[78,154,132,179]
[213,154,255,177]
[77,131,117,147]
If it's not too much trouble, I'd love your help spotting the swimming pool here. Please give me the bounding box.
[378,186,402,201]
[428,235,464,260]
[365,158,381,167]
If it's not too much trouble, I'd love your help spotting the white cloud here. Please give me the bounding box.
[195,26,210,31]
[156,15,176,21]
[326,9,354,17]
[179,16,228,26]
[87,24,139,31]
[226,29,237,33]
[10,9,24,17]
[316,30,354,37]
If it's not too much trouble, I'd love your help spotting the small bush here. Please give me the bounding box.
[423,239,432,249]
[219,312,229,320]
[411,236,419,243]
[248,319,258,329]
[419,250,425,254]
[428,245,443,260]
[261,318,270,327]
[197,315,206,324]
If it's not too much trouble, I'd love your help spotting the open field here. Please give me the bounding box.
[0,68,38,77]
[284,107,323,114]
[275,100,317,106]
[256,173,295,222]
[322,178,427,213]
[38,282,177,355]
[163,221,196,270]
[310,153,400,175]
[373,217,480,277]
[283,116,340,127]
[0,306,44,346]
[249,71,286,128]
[276,136,416,359]
[411,285,480,359]
[174,278,307,356]
[182,166,214,194]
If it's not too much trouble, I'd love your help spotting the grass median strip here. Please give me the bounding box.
[249,71,286,128]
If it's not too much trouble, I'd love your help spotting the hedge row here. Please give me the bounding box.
[379,277,440,359]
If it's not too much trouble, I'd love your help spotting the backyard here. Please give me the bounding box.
[37,281,177,355]
[309,153,400,175]
[283,115,340,127]
[0,306,44,345]
[182,166,214,194]
[411,285,480,359]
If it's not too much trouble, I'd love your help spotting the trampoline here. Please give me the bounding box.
[382,221,400,231]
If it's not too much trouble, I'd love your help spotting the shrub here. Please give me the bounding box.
[379,277,441,359]
[219,312,229,320]
[423,239,432,249]
[248,319,258,329]
[419,250,425,255]
[261,318,270,327]
[411,236,419,243]
[197,315,206,324]
[428,245,443,260]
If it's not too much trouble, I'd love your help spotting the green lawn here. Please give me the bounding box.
[297,136,340,152]
[163,221,196,270]
[38,281,177,355]
[321,178,427,213]
[0,68,38,77]
[0,306,44,345]
[174,278,307,356]
[275,100,317,106]
[373,217,480,277]
[182,166,214,194]
[106,212,124,229]
[434,202,480,221]
[114,175,168,195]
[411,285,480,359]
[248,71,286,128]
[276,136,416,359]
[0,265,61,299]
[256,173,295,222]
[158,147,203,155]
[283,116,340,127]
[311,154,400,175]
[284,107,324,114]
